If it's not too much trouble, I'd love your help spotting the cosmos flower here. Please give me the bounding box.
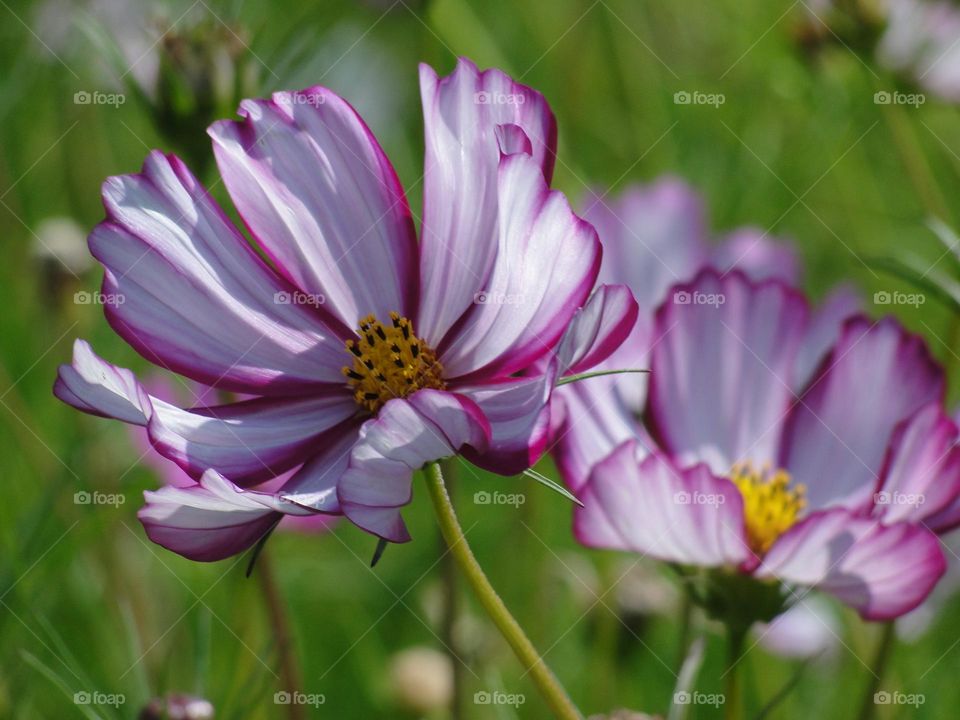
[54,57,637,559]
[572,270,951,621]
[549,177,855,492]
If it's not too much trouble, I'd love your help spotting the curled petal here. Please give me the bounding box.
[416,58,558,346]
[552,284,639,376]
[438,152,600,379]
[139,470,300,562]
[756,509,946,621]
[877,403,960,530]
[55,340,355,485]
[456,360,558,475]
[339,390,491,542]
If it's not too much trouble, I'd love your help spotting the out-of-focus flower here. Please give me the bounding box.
[55,57,637,561]
[573,269,952,624]
[32,217,92,274]
[792,0,960,103]
[387,646,453,715]
[139,693,214,720]
[614,559,679,619]
[550,177,820,492]
[755,595,841,660]
[877,0,960,102]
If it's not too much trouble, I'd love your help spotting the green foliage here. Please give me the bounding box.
[2,0,960,717]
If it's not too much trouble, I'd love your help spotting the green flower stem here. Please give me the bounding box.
[424,462,583,720]
[855,621,896,720]
[723,624,748,720]
[438,459,465,720]
[256,551,305,720]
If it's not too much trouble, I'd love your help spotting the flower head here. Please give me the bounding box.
[570,270,953,621]
[55,58,637,560]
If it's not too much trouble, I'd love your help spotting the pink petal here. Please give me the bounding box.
[876,403,960,530]
[647,270,809,474]
[710,228,800,285]
[755,596,841,660]
[755,509,946,620]
[139,429,357,561]
[147,394,356,485]
[552,284,639,376]
[338,390,491,541]
[574,443,751,567]
[792,284,861,392]
[437,152,600,379]
[455,360,558,475]
[55,340,356,486]
[581,179,708,313]
[209,87,418,329]
[416,58,558,347]
[139,470,297,562]
[550,378,648,493]
[92,151,347,394]
[54,339,151,425]
[781,317,944,511]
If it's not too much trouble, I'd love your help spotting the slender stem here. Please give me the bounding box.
[675,592,693,674]
[855,621,896,720]
[439,459,464,720]
[423,462,583,720]
[723,624,747,720]
[256,551,305,720]
[591,556,619,708]
[880,98,951,223]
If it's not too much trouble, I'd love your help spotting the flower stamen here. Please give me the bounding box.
[342,312,445,413]
[730,462,806,556]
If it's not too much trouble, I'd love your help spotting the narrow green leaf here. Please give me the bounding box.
[523,469,584,507]
[556,368,650,387]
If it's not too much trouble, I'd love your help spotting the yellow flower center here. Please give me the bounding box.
[730,462,806,556]
[342,313,445,414]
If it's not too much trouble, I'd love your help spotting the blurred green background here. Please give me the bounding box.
[3,0,960,717]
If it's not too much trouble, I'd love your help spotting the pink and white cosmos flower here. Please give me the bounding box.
[550,178,855,492]
[54,57,637,560]
[571,269,952,621]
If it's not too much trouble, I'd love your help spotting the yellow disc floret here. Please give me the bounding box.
[730,462,806,556]
[342,312,445,414]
